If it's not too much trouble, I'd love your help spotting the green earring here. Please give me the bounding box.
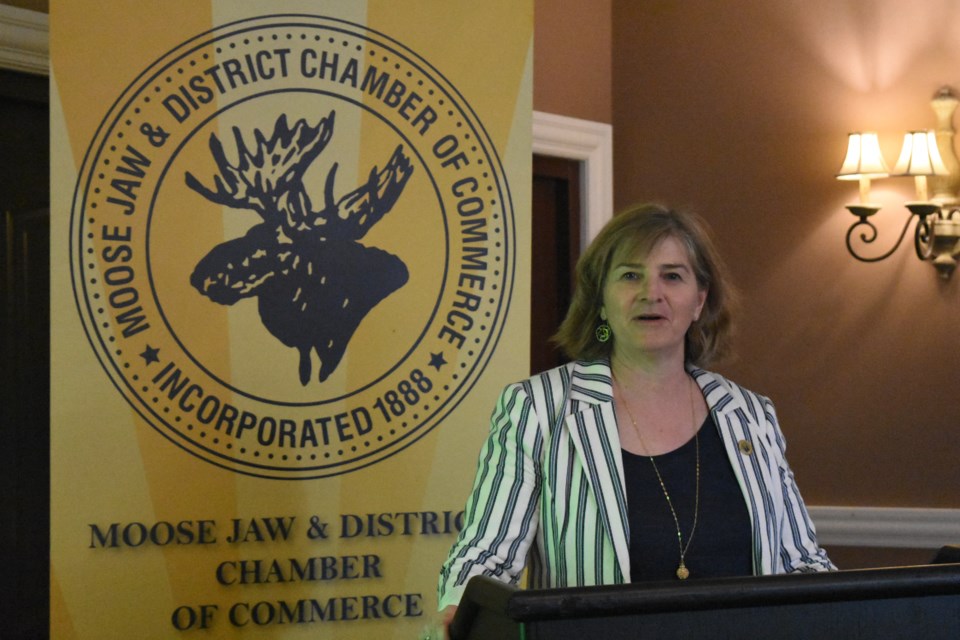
[595,322,611,343]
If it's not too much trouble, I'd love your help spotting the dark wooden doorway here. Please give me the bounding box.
[1,67,50,640]
[530,154,582,374]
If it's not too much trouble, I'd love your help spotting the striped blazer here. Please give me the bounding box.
[437,360,835,609]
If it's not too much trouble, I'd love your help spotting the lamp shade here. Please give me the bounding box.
[837,132,889,179]
[892,130,949,176]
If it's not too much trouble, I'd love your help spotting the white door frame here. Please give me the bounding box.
[532,110,612,248]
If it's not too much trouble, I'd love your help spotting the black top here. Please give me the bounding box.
[622,413,753,581]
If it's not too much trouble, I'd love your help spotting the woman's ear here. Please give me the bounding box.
[693,288,707,321]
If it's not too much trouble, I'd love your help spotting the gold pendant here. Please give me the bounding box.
[676,563,690,580]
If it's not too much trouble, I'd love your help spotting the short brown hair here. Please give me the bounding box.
[552,203,737,367]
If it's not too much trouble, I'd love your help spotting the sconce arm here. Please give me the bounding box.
[845,213,916,263]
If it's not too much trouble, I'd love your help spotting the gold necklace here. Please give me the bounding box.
[617,375,700,580]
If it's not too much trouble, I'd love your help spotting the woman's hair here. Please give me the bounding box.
[552,203,738,367]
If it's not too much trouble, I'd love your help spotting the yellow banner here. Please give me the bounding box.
[50,2,531,637]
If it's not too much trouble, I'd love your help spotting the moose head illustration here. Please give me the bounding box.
[186,111,413,385]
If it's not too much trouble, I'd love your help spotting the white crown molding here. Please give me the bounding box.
[533,110,613,248]
[809,506,960,549]
[0,5,49,76]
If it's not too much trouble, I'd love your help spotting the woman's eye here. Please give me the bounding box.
[622,271,640,280]
[663,272,683,281]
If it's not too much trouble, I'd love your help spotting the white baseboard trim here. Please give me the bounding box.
[809,506,960,549]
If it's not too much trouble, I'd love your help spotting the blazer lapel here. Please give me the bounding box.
[563,361,631,582]
[690,367,773,575]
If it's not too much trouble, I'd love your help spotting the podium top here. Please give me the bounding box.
[452,562,960,636]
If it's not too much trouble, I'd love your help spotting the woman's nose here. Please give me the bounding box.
[638,278,661,301]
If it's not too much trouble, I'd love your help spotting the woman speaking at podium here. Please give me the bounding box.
[437,204,834,632]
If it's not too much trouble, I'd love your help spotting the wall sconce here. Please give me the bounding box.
[837,87,960,279]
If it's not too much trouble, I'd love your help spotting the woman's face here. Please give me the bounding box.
[601,235,707,365]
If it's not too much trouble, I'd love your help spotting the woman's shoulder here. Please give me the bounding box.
[689,367,773,413]
[522,359,610,390]
[498,360,610,410]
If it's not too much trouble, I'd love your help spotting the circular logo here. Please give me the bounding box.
[70,15,515,479]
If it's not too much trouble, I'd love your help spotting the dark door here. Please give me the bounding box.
[0,67,50,640]
[530,154,582,374]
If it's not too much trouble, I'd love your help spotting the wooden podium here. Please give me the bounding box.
[450,563,960,639]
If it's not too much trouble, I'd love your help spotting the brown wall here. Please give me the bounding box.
[14,0,953,559]
[612,1,960,512]
[534,0,612,123]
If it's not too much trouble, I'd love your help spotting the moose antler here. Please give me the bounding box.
[315,145,414,241]
[186,112,335,220]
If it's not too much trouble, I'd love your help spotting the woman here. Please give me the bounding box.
[437,204,834,627]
